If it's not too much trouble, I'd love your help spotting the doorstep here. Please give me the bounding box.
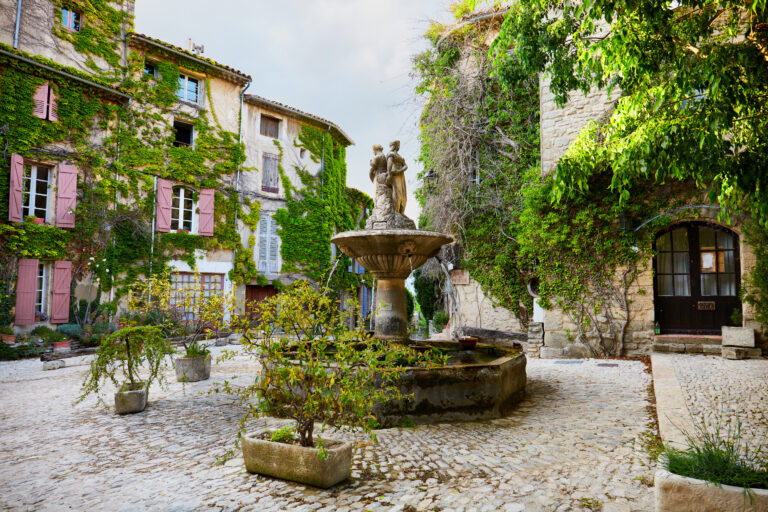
[653,334,721,354]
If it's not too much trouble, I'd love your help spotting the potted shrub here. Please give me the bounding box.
[76,325,176,414]
[174,339,211,382]
[0,326,15,343]
[221,281,438,488]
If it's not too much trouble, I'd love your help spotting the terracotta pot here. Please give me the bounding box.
[53,341,71,353]
[242,430,352,488]
[32,217,45,224]
[459,336,478,350]
[0,333,15,343]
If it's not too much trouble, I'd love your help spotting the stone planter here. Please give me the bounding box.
[174,356,211,382]
[655,468,768,511]
[242,430,352,488]
[114,388,147,414]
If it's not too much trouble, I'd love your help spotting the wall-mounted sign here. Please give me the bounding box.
[697,301,716,311]
[450,269,469,285]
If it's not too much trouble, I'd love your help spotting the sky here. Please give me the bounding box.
[134,0,456,223]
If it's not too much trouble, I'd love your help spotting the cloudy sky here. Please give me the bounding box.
[134,0,455,222]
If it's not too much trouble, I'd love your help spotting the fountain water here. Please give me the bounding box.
[332,141,526,424]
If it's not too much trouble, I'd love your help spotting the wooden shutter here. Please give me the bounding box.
[15,259,38,326]
[50,260,72,324]
[197,188,215,236]
[55,164,77,228]
[8,154,24,222]
[257,218,268,272]
[268,218,279,273]
[48,87,59,121]
[32,83,49,119]
[261,154,279,193]
[155,178,172,232]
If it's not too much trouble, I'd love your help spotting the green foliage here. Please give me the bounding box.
[269,425,296,444]
[57,323,83,339]
[742,222,768,329]
[406,289,415,322]
[663,420,768,491]
[433,310,449,332]
[77,325,176,404]
[184,339,210,358]
[220,281,441,452]
[413,269,440,321]
[0,340,44,361]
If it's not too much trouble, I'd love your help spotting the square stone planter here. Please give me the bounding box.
[655,468,768,511]
[114,388,147,414]
[174,356,211,382]
[242,430,352,488]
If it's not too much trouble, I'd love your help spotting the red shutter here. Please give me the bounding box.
[50,260,72,324]
[15,259,38,326]
[48,87,59,122]
[55,164,77,228]
[198,188,215,236]
[8,154,24,223]
[155,178,172,233]
[32,83,49,119]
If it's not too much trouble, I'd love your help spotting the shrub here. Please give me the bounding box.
[432,310,449,331]
[31,325,56,338]
[0,326,13,335]
[57,323,83,340]
[270,426,296,444]
[184,339,210,358]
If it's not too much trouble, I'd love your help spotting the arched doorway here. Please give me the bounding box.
[653,222,742,334]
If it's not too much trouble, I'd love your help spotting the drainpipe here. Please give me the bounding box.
[231,79,251,303]
[148,176,158,296]
[13,0,22,49]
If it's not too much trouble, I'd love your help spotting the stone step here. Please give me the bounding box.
[654,335,721,345]
[652,342,722,354]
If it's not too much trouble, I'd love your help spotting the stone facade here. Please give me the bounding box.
[447,270,523,334]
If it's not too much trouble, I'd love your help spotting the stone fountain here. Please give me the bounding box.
[332,141,526,425]
[332,141,452,342]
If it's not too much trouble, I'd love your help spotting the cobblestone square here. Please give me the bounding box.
[1,350,656,511]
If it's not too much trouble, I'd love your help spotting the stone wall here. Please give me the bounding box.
[447,270,523,334]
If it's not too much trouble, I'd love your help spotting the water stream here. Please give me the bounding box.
[325,256,342,290]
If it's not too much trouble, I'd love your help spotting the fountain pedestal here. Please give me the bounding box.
[331,229,453,342]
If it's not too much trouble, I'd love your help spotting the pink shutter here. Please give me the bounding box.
[8,154,24,222]
[55,164,77,228]
[155,178,172,233]
[50,260,72,324]
[15,259,38,326]
[48,87,59,122]
[32,83,49,119]
[198,188,214,236]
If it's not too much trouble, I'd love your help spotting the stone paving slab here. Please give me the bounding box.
[0,350,655,511]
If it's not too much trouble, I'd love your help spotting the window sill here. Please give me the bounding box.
[261,186,279,194]
[177,100,202,109]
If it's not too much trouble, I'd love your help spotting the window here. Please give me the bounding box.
[144,62,157,77]
[61,8,81,31]
[257,215,280,274]
[655,228,690,297]
[22,165,52,222]
[173,120,194,147]
[699,226,737,296]
[260,115,280,138]
[261,153,280,193]
[176,74,199,103]
[170,272,224,321]
[36,263,48,315]
[171,186,194,232]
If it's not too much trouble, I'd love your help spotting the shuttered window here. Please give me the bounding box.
[176,75,199,103]
[257,215,280,274]
[261,153,280,193]
[171,186,194,232]
[22,165,51,222]
[32,83,58,121]
[260,115,279,138]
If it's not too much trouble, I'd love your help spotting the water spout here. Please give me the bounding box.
[325,256,342,291]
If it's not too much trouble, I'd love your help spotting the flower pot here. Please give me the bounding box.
[0,333,15,343]
[32,217,44,224]
[114,387,147,414]
[655,468,768,511]
[53,340,71,353]
[242,430,352,488]
[459,336,478,350]
[174,356,211,382]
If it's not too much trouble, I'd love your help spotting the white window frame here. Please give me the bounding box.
[176,74,200,104]
[36,262,48,316]
[170,186,197,233]
[22,164,53,223]
[170,272,224,321]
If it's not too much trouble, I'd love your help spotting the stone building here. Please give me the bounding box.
[0,0,365,332]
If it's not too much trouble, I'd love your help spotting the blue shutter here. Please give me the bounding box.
[361,285,368,318]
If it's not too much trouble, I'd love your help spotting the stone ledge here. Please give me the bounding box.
[702,344,722,354]
[655,468,768,511]
[722,326,756,348]
[653,343,686,353]
[722,346,763,360]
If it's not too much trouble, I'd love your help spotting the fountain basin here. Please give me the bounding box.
[375,343,526,426]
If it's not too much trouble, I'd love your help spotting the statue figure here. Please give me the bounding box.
[365,142,415,230]
[386,140,407,215]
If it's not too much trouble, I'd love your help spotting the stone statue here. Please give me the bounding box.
[387,140,407,215]
[365,142,415,230]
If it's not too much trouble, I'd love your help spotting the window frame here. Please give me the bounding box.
[259,115,280,139]
[36,262,48,316]
[144,61,157,78]
[173,119,194,148]
[261,152,280,194]
[170,185,196,233]
[22,164,53,223]
[176,74,201,104]
[61,8,81,32]
[170,272,224,321]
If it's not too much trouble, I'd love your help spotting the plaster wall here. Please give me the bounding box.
[448,271,523,333]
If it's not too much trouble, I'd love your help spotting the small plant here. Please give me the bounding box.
[76,325,176,405]
[0,326,13,335]
[57,323,83,340]
[270,426,296,444]
[184,339,210,358]
[579,497,602,510]
[662,420,768,491]
[432,310,449,331]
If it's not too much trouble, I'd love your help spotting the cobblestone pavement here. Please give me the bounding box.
[671,354,768,448]
[0,350,655,511]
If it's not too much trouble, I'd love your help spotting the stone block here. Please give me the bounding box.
[42,360,65,371]
[684,344,703,354]
[563,343,591,359]
[544,331,569,348]
[720,346,760,360]
[540,347,565,359]
[655,469,768,511]
[721,326,755,348]
[702,344,722,354]
[653,343,685,353]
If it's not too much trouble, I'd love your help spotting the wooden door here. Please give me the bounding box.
[654,223,741,334]
[245,285,277,320]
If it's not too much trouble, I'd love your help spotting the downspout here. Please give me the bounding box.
[13,0,22,49]
[148,176,157,296]
[231,79,252,297]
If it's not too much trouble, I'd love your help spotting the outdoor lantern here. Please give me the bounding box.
[424,168,438,194]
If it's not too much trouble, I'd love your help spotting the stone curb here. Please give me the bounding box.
[651,354,696,449]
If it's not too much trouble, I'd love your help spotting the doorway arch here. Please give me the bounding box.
[653,222,741,334]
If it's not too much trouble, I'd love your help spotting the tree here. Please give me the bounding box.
[491,0,768,222]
